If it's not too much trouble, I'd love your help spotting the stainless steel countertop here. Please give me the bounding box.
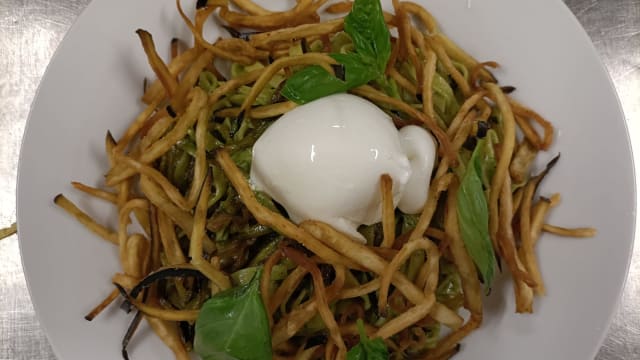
[1,0,638,359]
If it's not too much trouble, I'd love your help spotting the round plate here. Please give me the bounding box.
[17,0,635,359]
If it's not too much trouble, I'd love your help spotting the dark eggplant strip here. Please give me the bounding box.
[222,26,260,41]
[121,286,149,360]
[500,86,516,94]
[525,154,560,203]
[518,154,561,206]
[129,267,206,299]
[542,153,560,174]
[196,0,208,10]
[122,310,144,360]
[462,136,477,151]
[166,105,177,118]
[179,321,196,346]
[236,110,246,124]
[476,121,490,138]
[116,284,134,313]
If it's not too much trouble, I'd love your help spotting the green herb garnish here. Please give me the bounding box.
[346,319,389,360]
[281,0,391,104]
[456,136,498,290]
[194,268,271,360]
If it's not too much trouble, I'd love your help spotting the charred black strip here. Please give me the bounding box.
[166,105,177,118]
[476,121,490,138]
[448,75,458,91]
[319,263,336,285]
[543,153,560,173]
[196,0,208,9]
[500,85,516,94]
[222,25,242,38]
[143,78,148,95]
[115,283,134,313]
[306,334,328,347]
[122,311,144,360]
[129,267,206,299]
[300,38,309,53]
[106,130,116,145]
[495,253,503,273]
[331,64,346,81]
[236,110,246,125]
[179,321,196,346]
[222,26,260,41]
[528,154,561,195]
[463,136,477,151]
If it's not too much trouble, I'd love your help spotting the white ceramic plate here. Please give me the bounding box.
[17,0,634,359]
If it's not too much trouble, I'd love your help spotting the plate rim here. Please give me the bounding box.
[15,0,637,359]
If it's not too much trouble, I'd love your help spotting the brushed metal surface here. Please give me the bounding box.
[0,0,638,359]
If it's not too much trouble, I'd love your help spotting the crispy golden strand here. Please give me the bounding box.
[143,48,200,104]
[485,83,516,247]
[230,0,272,15]
[71,182,118,203]
[215,101,298,119]
[380,174,396,248]
[500,176,535,312]
[54,194,118,244]
[106,88,207,186]
[542,224,596,238]
[422,49,438,120]
[190,172,231,290]
[531,193,560,244]
[250,19,345,49]
[379,238,440,312]
[137,29,178,98]
[145,317,191,360]
[84,289,120,321]
[519,178,545,295]
[301,220,463,329]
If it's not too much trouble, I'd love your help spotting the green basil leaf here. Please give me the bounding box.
[431,72,460,125]
[343,0,391,73]
[194,268,271,360]
[456,138,497,289]
[347,319,389,360]
[282,0,391,104]
[330,53,380,85]
[280,65,351,104]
